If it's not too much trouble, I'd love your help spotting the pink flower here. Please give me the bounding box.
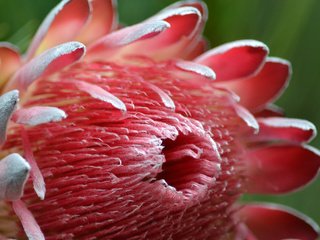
[0,0,319,239]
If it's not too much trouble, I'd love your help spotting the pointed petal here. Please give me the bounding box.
[77,0,118,44]
[175,60,216,79]
[26,0,90,58]
[0,153,30,200]
[244,144,320,194]
[12,106,67,126]
[7,42,85,91]
[21,128,46,200]
[164,0,208,22]
[12,200,45,240]
[0,90,19,145]
[237,203,320,240]
[87,20,170,59]
[217,57,291,111]
[253,117,317,143]
[163,1,208,59]
[146,83,175,109]
[74,80,126,111]
[195,40,269,81]
[0,43,21,88]
[233,104,259,134]
[105,7,202,61]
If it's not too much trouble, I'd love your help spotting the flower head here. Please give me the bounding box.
[0,0,319,239]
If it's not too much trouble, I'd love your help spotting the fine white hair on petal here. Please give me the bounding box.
[12,106,67,126]
[74,80,127,111]
[87,20,170,57]
[25,0,90,59]
[197,39,269,58]
[259,117,316,131]
[146,83,176,110]
[267,56,293,77]
[118,21,171,46]
[6,41,86,92]
[0,153,30,201]
[149,6,201,38]
[233,104,259,133]
[175,61,216,79]
[263,56,292,105]
[0,90,19,145]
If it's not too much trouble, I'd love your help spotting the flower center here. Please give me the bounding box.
[155,132,221,201]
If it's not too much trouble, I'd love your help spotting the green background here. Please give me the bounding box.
[0,0,319,225]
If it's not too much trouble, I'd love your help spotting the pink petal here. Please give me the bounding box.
[163,1,208,60]
[146,82,175,109]
[0,90,19,145]
[74,80,126,111]
[12,200,45,240]
[21,128,46,200]
[6,42,85,92]
[164,0,208,21]
[12,106,67,126]
[0,153,30,200]
[77,0,118,44]
[233,104,259,134]
[217,57,291,111]
[237,203,319,240]
[0,42,21,87]
[175,60,216,79]
[26,0,90,59]
[87,20,170,60]
[244,144,320,194]
[253,117,316,143]
[195,40,269,81]
[112,6,202,61]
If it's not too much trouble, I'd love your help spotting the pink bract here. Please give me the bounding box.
[0,0,319,239]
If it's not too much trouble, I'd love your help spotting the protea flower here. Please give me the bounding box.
[0,0,319,239]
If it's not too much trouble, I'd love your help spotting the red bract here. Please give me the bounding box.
[0,1,319,239]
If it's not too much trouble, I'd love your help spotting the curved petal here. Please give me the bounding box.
[74,80,127,111]
[244,144,320,194]
[21,127,46,200]
[12,200,45,240]
[77,0,118,44]
[233,104,259,134]
[26,0,90,59]
[217,57,291,111]
[237,203,320,240]
[253,117,317,143]
[163,1,208,59]
[195,40,269,81]
[0,153,30,200]
[0,90,19,145]
[87,20,170,60]
[0,43,21,88]
[109,6,202,61]
[164,0,208,22]
[175,60,216,79]
[12,106,67,126]
[6,42,85,92]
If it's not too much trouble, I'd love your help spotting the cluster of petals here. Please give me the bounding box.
[0,0,319,239]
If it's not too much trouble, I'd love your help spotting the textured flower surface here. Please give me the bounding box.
[0,0,319,239]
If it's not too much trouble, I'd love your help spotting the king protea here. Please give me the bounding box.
[0,0,319,239]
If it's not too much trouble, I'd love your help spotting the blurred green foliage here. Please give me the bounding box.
[0,0,319,225]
